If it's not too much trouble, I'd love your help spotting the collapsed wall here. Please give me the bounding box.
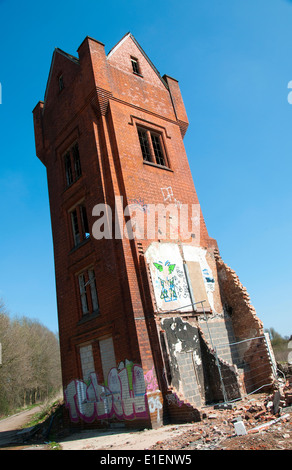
[145,242,275,416]
[214,249,275,393]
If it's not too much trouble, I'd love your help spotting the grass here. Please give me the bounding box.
[47,441,62,450]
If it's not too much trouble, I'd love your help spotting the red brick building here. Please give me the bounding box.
[33,33,275,429]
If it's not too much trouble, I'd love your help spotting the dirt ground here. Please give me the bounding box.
[55,395,292,451]
[1,392,291,451]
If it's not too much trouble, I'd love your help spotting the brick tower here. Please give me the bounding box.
[33,33,274,429]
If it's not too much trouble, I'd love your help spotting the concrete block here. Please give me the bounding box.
[234,420,247,436]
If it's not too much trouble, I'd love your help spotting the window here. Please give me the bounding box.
[138,128,151,162]
[70,203,90,247]
[64,152,73,186]
[131,57,141,75]
[63,142,82,187]
[58,75,64,91]
[151,133,165,166]
[137,127,167,167]
[78,268,99,315]
[72,143,82,178]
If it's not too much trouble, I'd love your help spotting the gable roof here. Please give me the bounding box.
[43,48,79,106]
[107,32,168,89]
[43,33,168,108]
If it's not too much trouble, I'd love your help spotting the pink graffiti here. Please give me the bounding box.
[64,365,148,423]
[144,366,158,392]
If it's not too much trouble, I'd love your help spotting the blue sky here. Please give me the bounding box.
[0,0,291,338]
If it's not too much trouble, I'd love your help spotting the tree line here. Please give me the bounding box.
[0,301,62,416]
[265,327,292,363]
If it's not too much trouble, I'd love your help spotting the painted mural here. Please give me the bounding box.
[145,243,191,312]
[145,242,217,313]
[153,260,177,303]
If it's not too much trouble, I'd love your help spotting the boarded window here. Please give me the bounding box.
[80,344,95,381]
[99,337,116,380]
[185,261,211,311]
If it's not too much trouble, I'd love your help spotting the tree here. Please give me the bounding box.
[0,300,62,416]
[265,327,290,363]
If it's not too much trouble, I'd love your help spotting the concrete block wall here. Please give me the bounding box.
[198,317,237,365]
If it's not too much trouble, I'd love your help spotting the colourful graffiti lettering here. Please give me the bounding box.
[64,364,148,423]
[64,363,161,424]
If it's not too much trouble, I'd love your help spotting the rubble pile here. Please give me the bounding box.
[149,392,292,451]
[265,375,292,413]
[284,377,292,406]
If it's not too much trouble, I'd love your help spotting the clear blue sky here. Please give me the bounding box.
[0,0,291,338]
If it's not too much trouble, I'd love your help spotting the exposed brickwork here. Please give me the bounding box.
[33,33,273,429]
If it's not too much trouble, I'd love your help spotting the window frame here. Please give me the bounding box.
[137,126,169,168]
[63,141,82,188]
[77,267,100,317]
[69,202,90,248]
[131,56,142,76]
[58,74,64,91]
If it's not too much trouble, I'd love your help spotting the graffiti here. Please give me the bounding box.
[148,392,163,423]
[161,186,182,208]
[175,267,190,299]
[146,243,192,312]
[128,197,149,213]
[64,361,162,424]
[64,363,148,423]
[154,260,177,302]
[161,186,173,202]
[144,366,158,392]
[202,268,215,291]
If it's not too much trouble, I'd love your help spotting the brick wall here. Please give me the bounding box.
[33,33,273,429]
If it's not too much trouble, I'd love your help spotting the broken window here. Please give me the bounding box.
[78,268,99,316]
[63,142,82,187]
[131,57,141,75]
[78,273,89,314]
[137,127,167,167]
[58,74,64,91]
[70,203,90,247]
[72,143,82,179]
[64,152,73,186]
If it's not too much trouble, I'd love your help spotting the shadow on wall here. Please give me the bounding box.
[160,317,241,408]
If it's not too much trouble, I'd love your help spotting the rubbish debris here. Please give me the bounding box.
[234,421,247,436]
[248,413,290,434]
[150,389,292,451]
